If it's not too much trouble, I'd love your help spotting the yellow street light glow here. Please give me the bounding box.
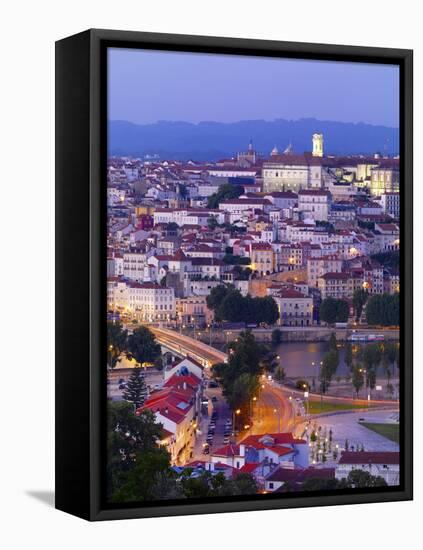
[236,409,241,415]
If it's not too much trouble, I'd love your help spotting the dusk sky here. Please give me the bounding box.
[108,48,399,128]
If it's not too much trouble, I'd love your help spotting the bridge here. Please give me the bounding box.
[148,326,227,369]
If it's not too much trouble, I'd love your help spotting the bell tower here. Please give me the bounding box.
[312,133,323,157]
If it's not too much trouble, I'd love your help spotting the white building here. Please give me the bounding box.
[153,208,224,227]
[298,189,331,221]
[271,289,314,327]
[336,451,400,486]
[378,192,400,219]
[307,255,344,288]
[107,280,175,321]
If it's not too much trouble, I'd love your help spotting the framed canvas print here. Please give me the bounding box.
[55,29,413,521]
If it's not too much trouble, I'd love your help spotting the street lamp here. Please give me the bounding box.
[232,407,241,436]
[273,408,281,432]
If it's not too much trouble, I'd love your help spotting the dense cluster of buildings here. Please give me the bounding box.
[107,133,399,327]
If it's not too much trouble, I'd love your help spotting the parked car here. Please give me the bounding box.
[223,436,230,444]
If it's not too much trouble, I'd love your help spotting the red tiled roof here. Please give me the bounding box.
[276,289,308,299]
[239,463,260,474]
[338,451,400,465]
[267,467,335,482]
[251,242,273,250]
[164,373,201,389]
[212,444,241,457]
[319,272,350,280]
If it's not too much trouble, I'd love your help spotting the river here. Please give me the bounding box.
[273,341,394,380]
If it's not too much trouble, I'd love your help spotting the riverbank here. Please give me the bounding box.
[190,326,399,344]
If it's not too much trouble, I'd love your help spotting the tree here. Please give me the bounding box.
[352,365,364,397]
[319,350,338,394]
[353,288,368,322]
[319,298,349,324]
[319,298,338,324]
[209,286,279,325]
[123,368,148,409]
[271,328,282,346]
[343,469,387,488]
[107,401,180,501]
[365,293,399,326]
[217,288,247,323]
[207,216,219,230]
[335,300,349,323]
[274,364,286,383]
[180,471,258,498]
[259,296,279,325]
[328,332,338,353]
[384,341,398,376]
[212,330,265,420]
[127,326,161,365]
[344,341,354,372]
[206,284,232,314]
[107,321,128,368]
[207,183,244,208]
[166,222,179,233]
[361,343,382,391]
[226,473,258,496]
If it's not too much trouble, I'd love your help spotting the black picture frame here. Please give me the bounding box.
[55,28,413,521]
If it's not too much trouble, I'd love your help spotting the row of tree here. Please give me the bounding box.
[319,291,399,327]
[279,470,387,493]
[345,340,399,398]
[366,293,399,326]
[317,334,399,399]
[206,285,279,325]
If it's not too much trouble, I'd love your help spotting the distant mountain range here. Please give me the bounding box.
[109,118,399,161]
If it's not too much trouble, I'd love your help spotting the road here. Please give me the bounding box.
[150,328,299,436]
[148,326,227,368]
[249,380,298,436]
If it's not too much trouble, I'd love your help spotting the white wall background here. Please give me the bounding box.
[1,0,420,547]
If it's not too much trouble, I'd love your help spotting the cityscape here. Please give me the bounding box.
[106,50,400,504]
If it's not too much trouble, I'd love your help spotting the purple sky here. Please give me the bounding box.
[108,47,399,128]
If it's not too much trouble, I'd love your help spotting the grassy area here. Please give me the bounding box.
[306,401,365,414]
[360,422,399,443]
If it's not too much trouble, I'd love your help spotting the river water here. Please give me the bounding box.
[273,341,393,380]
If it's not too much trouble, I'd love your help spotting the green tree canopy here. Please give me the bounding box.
[212,330,265,420]
[207,183,244,209]
[107,401,179,501]
[127,326,161,365]
[319,350,339,393]
[319,298,349,324]
[107,321,128,368]
[122,368,148,409]
[365,293,399,326]
[351,364,365,397]
[206,284,279,325]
